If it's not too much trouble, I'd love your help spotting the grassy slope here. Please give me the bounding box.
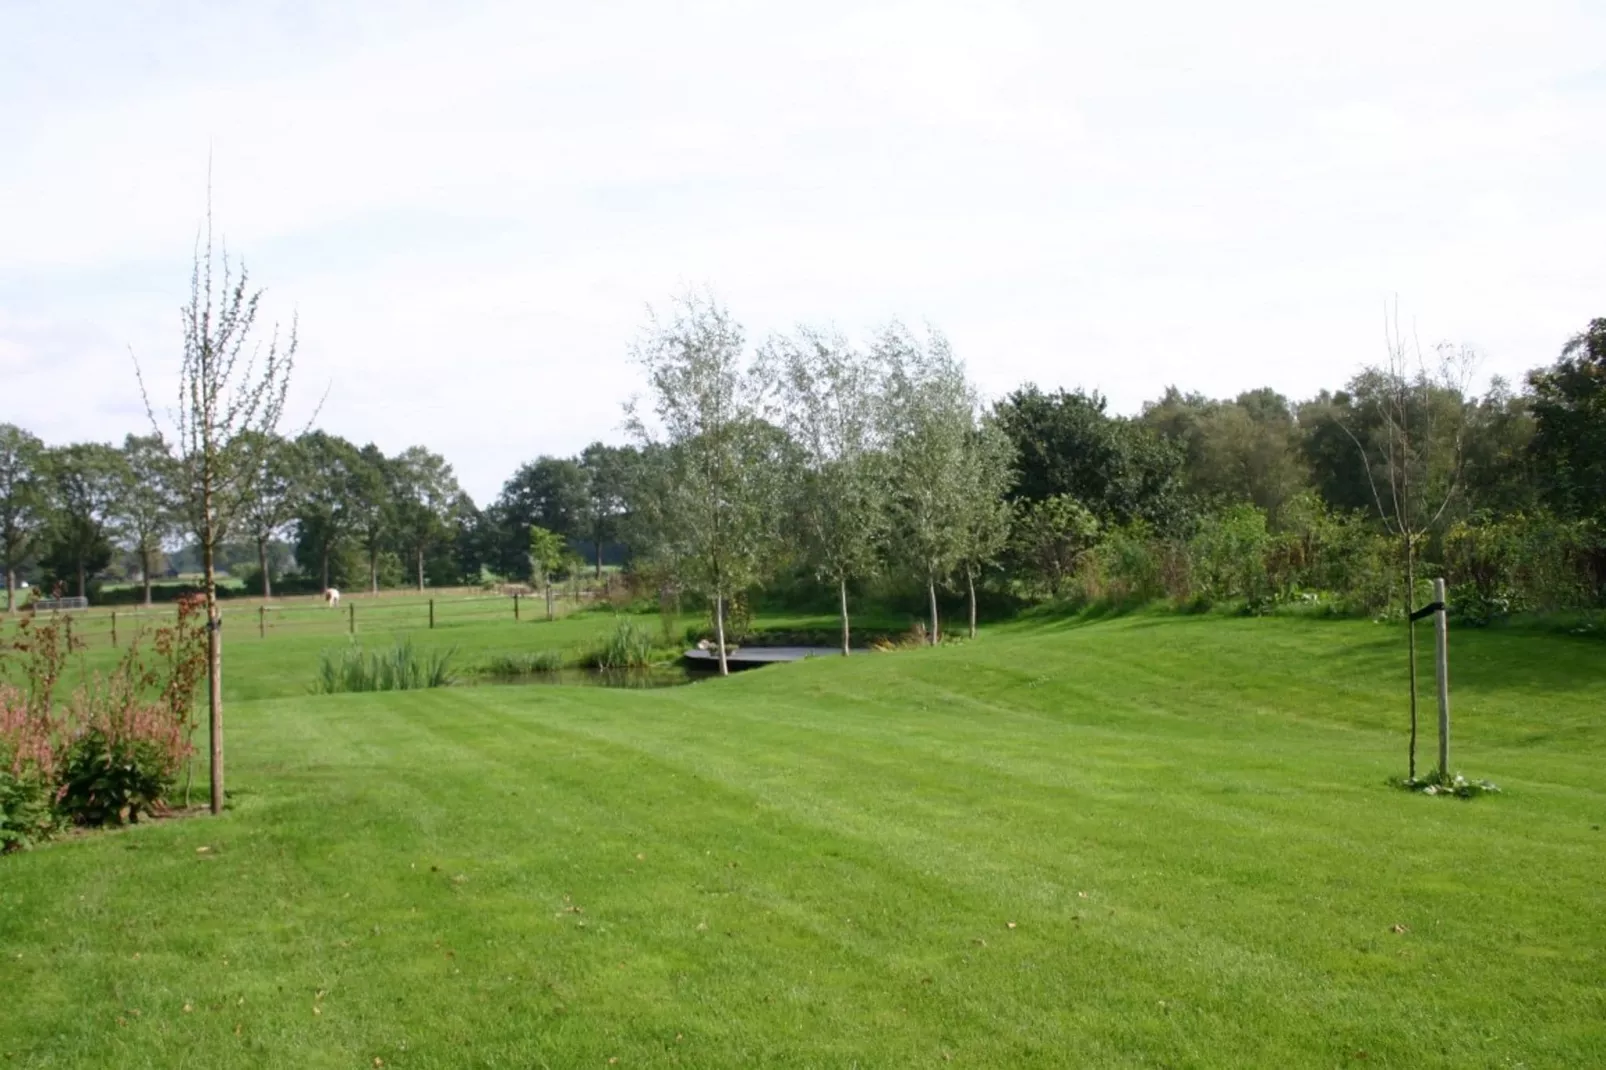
[1,614,1602,1068]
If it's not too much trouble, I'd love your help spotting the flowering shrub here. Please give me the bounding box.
[0,603,206,849]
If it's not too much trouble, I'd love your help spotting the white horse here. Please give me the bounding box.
[324,587,341,608]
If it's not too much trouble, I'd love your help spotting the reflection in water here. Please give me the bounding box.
[473,666,694,689]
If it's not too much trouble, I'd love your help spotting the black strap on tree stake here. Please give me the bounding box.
[1409,601,1445,623]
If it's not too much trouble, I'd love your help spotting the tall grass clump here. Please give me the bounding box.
[315,640,458,694]
[584,619,657,670]
[483,649,567,677]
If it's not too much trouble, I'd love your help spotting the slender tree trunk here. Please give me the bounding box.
[839,576,851,656]
[321,547,331,592]
[967,566,978,640]
[202,493,224,816]
[545,575,554,621]
[77,560,87,599]
[1405,534,1418,782]
[369,549,378,595]
[4,565,12,612]
[595,540,603,579]
[417,547,426,592]
[142,544,154,607]
[714,592,729,676]
[927,574,939,647]
[257,537,272,599]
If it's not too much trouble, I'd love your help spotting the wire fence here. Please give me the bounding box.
[0,585,626,648]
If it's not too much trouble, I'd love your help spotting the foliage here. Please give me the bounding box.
[1528,317,1606,523]
[763,327,890,652]
[55,688,190,827]
[314,639,458,693]
[1188,504,1272,604]
[997,384,1186,530]
[0,607,203,838]
[1392,771,1502,799]
[1011,494,1100,597]
[625,291,785,673]
[584,619,657,670]
[878,323,977,643]
[0,424,52,611]
[41,442,126,597]
[482,649,567,676]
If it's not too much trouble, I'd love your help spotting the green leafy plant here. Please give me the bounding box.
[315,640,458,693]
[483,649,566,677]
[585,620,656,670]
[0,766,56,852]
[1392,771,1501,799]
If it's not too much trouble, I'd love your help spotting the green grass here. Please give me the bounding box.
[1,612,1603,1067]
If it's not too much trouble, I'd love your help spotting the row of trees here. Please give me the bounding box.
[6,309,1602,643]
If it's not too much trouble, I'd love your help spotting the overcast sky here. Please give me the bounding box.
[3,1,1603,502]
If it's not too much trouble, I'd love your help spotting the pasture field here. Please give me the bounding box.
[1,611,1603,1067]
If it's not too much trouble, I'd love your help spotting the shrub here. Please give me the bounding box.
[585,620,656,669]
[315,640,458,693]
[483,649,566,676]
[1,687,59,850]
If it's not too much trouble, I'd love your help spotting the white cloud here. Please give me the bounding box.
[2,0,1604,500]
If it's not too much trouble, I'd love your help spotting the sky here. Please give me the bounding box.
[3,0,1603,503]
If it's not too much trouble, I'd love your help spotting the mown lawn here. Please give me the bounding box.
[1,614,1602,1068]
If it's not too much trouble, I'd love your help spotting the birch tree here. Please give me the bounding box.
[626,292,780,675]
[133,207,298,816]
[763,327,888,654]
[878,324,974,645]
[955,416,1016,636]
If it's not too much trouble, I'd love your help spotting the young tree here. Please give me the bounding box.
[44,443,128,598]
[878,324,975,645]
[133,207,298,816]
[114,433,179,606]
[626,292,781,675]
[1340,311,1474,782]
[391,446,461,591]
[237,433,303,599]
[763,327,889,654]
[0,424,51,611]
[528,524,566,620]
[955,415,1016,637]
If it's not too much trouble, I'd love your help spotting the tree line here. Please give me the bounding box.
[3,302,1602,647]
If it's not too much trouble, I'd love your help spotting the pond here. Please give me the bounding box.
[470,665,696,689]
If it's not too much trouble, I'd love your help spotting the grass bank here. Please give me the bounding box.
[1,613,1602,1067]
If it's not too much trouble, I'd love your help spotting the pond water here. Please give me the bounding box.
[470,666,695,689]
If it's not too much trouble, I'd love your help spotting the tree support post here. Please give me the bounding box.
[111,610,117,647]
[259,604,266,639]
[349,601,355,635]
[429,598,435,630]
[514,593,520,621]
[1433,577,1450,780]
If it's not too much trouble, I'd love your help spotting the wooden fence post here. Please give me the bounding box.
[429,598,435,630]
[259,604,266,639]
[514,593,520,621]
[349,601,356,635]
[111,610,117,647]
[1433,577,1450,780]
